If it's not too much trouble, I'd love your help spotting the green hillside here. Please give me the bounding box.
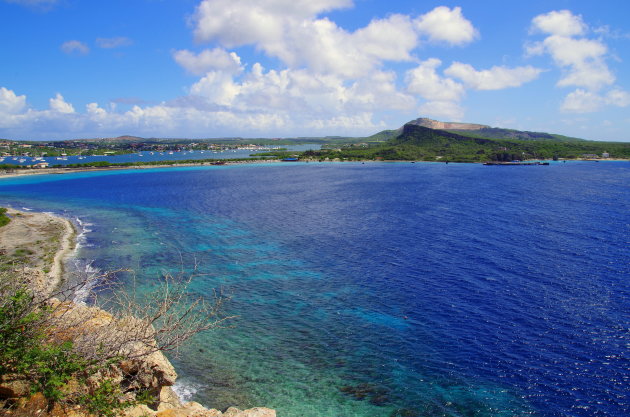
[301,123,630,162]
[446,127,586,142]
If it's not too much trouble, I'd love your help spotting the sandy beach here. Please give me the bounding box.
[0,208,76,296]
[0,159,288,180]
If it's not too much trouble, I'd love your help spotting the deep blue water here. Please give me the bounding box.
[0,162,628,417]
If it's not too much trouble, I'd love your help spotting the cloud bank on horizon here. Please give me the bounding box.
[0,0,629,140]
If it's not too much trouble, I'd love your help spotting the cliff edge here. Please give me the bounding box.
[0,209,275,417]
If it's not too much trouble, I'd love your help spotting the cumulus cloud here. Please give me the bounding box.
[445,62,543,90]
[190,0,422,78]
[605,88,630,107]
[528,11,611,88]
[405,59,466,121]
[192,0,353,43]
[418,100,464,121]
[49,93,75,113]
[530,10,586,37]
[405,59,465,102]
[173,48,243,75]
[415,6,478,46]
[61,40,89,55]
[0,77,401,139]
[561,88,630,113]
[0,87,27,114]
[528,9,627,113]
[96,37,132,49]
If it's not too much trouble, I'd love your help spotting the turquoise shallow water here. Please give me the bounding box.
[0,162,628,416]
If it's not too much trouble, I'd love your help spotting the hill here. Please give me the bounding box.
[375,117,586,142]
[303,120,630,162]
[407,117,489,131]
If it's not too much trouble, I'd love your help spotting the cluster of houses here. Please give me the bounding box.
[581,152,610,159]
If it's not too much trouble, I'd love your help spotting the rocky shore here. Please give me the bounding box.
[0,209,275,417]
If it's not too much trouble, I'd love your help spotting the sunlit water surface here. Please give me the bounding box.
[0,161,627,417]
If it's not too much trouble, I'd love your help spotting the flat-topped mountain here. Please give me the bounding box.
[407,118,489,131]
[402,118,586,142]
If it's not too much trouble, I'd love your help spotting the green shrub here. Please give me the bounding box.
[0,208,10,228]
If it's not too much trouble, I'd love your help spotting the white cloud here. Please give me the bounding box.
[418,101,464,121]
[96,37,132,49]
[49,93,75,113]
[61,40,89,55]
[561,88,630,113]
[561,89,603,113]
[173,48,243,76]
[530,10,587,37]
[605,88,630,107]
[191,0,353,45]
[86,102,107,118]
[528,11,616,92]
[190,71,241,106]
[536,36,607,68]
[414,6,478,46]
[405,59,466,121]
[190,0,419,79]
[445,62,543,90]
[0,69,409,139]
[405,59,465,102]
[0,87,27,114]
[555,59,614,91]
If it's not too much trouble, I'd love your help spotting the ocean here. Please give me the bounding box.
[0,161,628,417]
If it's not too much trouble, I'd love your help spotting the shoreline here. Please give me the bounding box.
[0,208,76,296]
[0,207,276,416]
[0,157,628,180]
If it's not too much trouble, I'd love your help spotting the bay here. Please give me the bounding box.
[0,161,627,417]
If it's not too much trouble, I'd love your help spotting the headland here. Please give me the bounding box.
[0,207,275,417]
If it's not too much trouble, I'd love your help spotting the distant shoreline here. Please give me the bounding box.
[0,157,628,180]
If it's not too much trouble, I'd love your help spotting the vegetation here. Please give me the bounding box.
[0,208,9,227]
[0,267,231,415]
[299,124,630,162]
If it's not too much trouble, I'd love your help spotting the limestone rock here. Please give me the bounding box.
[155,401,221,417]
[223,407,276,417]
[125,404,158,417]
[158,386,183,411]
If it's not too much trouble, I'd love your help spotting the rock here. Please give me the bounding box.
[21,392,48,416]
[0,377,31,398]
[155,401,222,417]
[240,408,276,417]
[49,403,91,417]
[142,351,178,387]
[223,407,276,417]
[158,386,183,411]
[125,404,157,417]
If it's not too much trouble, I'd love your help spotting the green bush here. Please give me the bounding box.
[0,208,10,228]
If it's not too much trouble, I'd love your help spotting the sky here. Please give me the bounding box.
[1,0,630,141]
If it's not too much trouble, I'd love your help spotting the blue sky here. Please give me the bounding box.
[1,0,629,141]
